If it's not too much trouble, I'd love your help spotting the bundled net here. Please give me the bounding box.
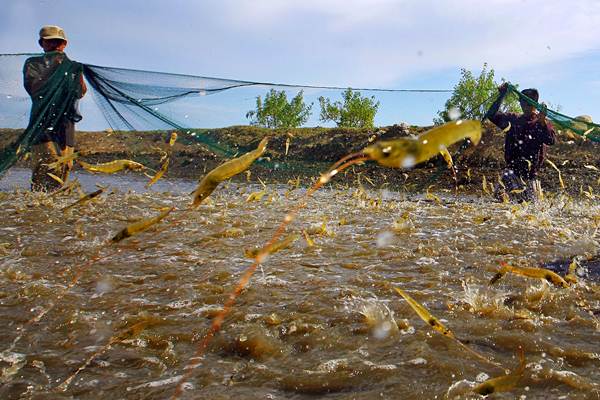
[507,83,600,143]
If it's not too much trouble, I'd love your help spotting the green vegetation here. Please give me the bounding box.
[318,88,380,128]
[246,89,313,129]
[434,63,520,124]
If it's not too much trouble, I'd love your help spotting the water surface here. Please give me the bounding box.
[1,168,599,399]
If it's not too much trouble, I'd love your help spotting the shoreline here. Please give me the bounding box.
[2,122,598,195]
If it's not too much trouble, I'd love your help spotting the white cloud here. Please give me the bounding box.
[211,0,600,86]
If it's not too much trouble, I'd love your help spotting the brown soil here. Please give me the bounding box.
[2,123,599,194]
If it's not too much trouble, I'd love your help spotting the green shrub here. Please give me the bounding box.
[434,63,520,124]
[318,88,379,128]
[246,89,312,129]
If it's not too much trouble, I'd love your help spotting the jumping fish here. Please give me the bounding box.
[46,172,64,185]
[44,152,78,171]
[362,120,481,169]
[168,132,178,147]
[439,148,454,169]
[112,207,174,243]
[245,190,267,202]
[546,159,565,189]
[146,157,170,188]
[62,188,104,212]
[78,159,145,174]
[393,287,455,339]
[564,259,579,285]
[192,137,268,207]
[473,349,525,395]
[244,234,298,259]
[492,261,570,288]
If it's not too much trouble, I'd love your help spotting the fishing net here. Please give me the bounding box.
[0,52,84,174]
[507,83,600,143]
[1,52,596,180]
[0,52,455,178]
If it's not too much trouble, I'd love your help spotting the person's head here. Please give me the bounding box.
[38,25,67,52]
[519,88,539,116]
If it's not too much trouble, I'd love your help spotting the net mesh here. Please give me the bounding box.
[507,83,600,143]
[0,53,597,179]
[0,52,84,175]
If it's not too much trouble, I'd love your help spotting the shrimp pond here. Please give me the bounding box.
[0,168,599,399]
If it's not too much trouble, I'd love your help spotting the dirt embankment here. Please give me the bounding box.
[2,123,599,194]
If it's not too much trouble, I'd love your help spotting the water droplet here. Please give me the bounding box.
[95,277,113,295]
[448,107,460,120]
[376,231,394,248]
[401,155,416,169]
[373,321,394,339]
[475,372,489,382]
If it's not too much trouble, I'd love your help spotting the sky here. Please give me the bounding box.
[1,0,600,130]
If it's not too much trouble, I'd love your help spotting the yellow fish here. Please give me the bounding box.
[285,136,291,156]
[78,159,144,174]
[482,175,489,195]
[168,132,178,147]
[112,207,173,242]
[473,349,525,395]
[245,234,298,259]
[146,157,170,188]
[564,259,579,285]
[362,120,481,169]
[46,172,64,185]
[192,137,268,207]
[439,148,454,169]
[393,287,455,339]
[62,188,104,211]
[303,230,315,247]
[44,152,78,171]
[546,159,565,189]
[245,190,267,202]
[494,262,570,288]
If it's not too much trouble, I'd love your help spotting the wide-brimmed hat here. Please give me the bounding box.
[39,25,67,41]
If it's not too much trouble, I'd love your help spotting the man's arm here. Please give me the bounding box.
[484,82,509,128]
[79,73,87,98]
[23,61,33,96]
[536,105,556,145]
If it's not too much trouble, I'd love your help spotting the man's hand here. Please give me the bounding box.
[537,103,548,126]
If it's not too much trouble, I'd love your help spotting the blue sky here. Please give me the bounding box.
[2,0,600,130]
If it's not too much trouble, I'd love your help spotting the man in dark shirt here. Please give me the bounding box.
[485,83,556,202]
[24,25,86,191]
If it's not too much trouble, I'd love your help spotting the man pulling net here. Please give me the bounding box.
[23,25,87,191]
[485,83,556,203]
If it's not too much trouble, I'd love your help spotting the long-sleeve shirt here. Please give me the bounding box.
[486,93,556,179]
[23,51,86,148]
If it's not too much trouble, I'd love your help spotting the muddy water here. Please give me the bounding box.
[0,169,599,399]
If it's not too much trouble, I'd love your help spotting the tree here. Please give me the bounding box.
[246,89,312,129]
[434,63,520,124]
[319,88,380,128]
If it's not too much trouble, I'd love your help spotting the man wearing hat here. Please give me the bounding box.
[23,25,87,191]
[485,82,556,202]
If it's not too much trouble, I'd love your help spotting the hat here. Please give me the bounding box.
[39,25,67,41]
[520,88,539,102]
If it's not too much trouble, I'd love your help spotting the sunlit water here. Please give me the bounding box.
[1,168,599,399]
